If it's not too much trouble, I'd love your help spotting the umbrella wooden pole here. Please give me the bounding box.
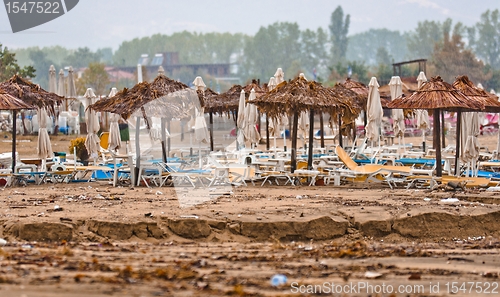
[338,115,343,148]
[11,110,16,171]
[209,112,214,152]
[257,110,261,137]
[134,116,140,185]
[454,111,462,176]
[161,118,167,163]
[434,109,442,177]
[307,109,315,170]
[167,120,171,158]
[441,111,445,148]
[320,113,325,148]
[291,111,299,173]
[265,114,270,151]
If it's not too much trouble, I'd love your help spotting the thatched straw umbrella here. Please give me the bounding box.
[0,88,35,170]
[88,77,195,171]
[452,75,500,175]
[388,76,484,177]
[0,75,62,169]
[328,83,364,147]
[197,87,220,151]
[0,74,62,116]
[252,74,352,172]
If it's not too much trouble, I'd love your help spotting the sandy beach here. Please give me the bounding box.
[0,132,499,296]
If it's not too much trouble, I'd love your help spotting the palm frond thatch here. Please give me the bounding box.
[88,80,192,121]
[387,76,485,112]
[452,75,500,112]
[328,83,363,125]
[252,76,352,120]
[343,77,369,109]
[0,74,62,115]
[0,88,34,110]
[199,88,239,115]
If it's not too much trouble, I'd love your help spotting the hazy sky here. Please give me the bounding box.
[1,0,500,51]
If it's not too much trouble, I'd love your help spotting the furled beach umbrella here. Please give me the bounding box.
[267,77,281,151]
[461,112,480,176]
[415,71,430,152]
[84,88,100,164]
[66,66,77,111]
[57,69,65,97]
[49,65,57,93]
[0,89,34,170]
[236,90,246,149]
[274,68,285,84]
[366,77,383,147]
[244,88,261,147]
[389,76,405,146]
[37,107,53,170]
[107,88,121,152]
[193,76,210,165]
[388,76,484,177]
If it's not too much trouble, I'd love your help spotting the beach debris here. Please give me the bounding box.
[423,197,431,201]
[296,195,302,199]
[54,205,62,211]
[364,271,383,279]
[144,212,153,217]
[440,198,460,203]
[270,274,287,286]
[0,238,6,246]
[180,215,199,219]
[447,181,465,191]
[482,272,499,278]
[155,191,163,195]
[486,187,500,191]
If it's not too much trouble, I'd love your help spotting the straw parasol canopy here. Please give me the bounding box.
[253,75,347,119]
[198,88,238,115]
[0,74,62,116]
[452,75,500,112]
[0,88,34,110]
[388,76,484,112]
[388,76,485,177]
[88,80,191,121]
[343,77,369,109]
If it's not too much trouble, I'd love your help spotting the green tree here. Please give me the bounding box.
[301,28,329,80]
[63,47,101,69]
[76,62,110,96]
[347,29,408,65]
[431,21,489,83]
[329,6,350,63]
[328,60,369,85]
[243,22,302,80]
[28,49,57,89]
[406,20,445,59]
[0,44,35,81]
[471,9,500,69]
[375,47,393,83]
